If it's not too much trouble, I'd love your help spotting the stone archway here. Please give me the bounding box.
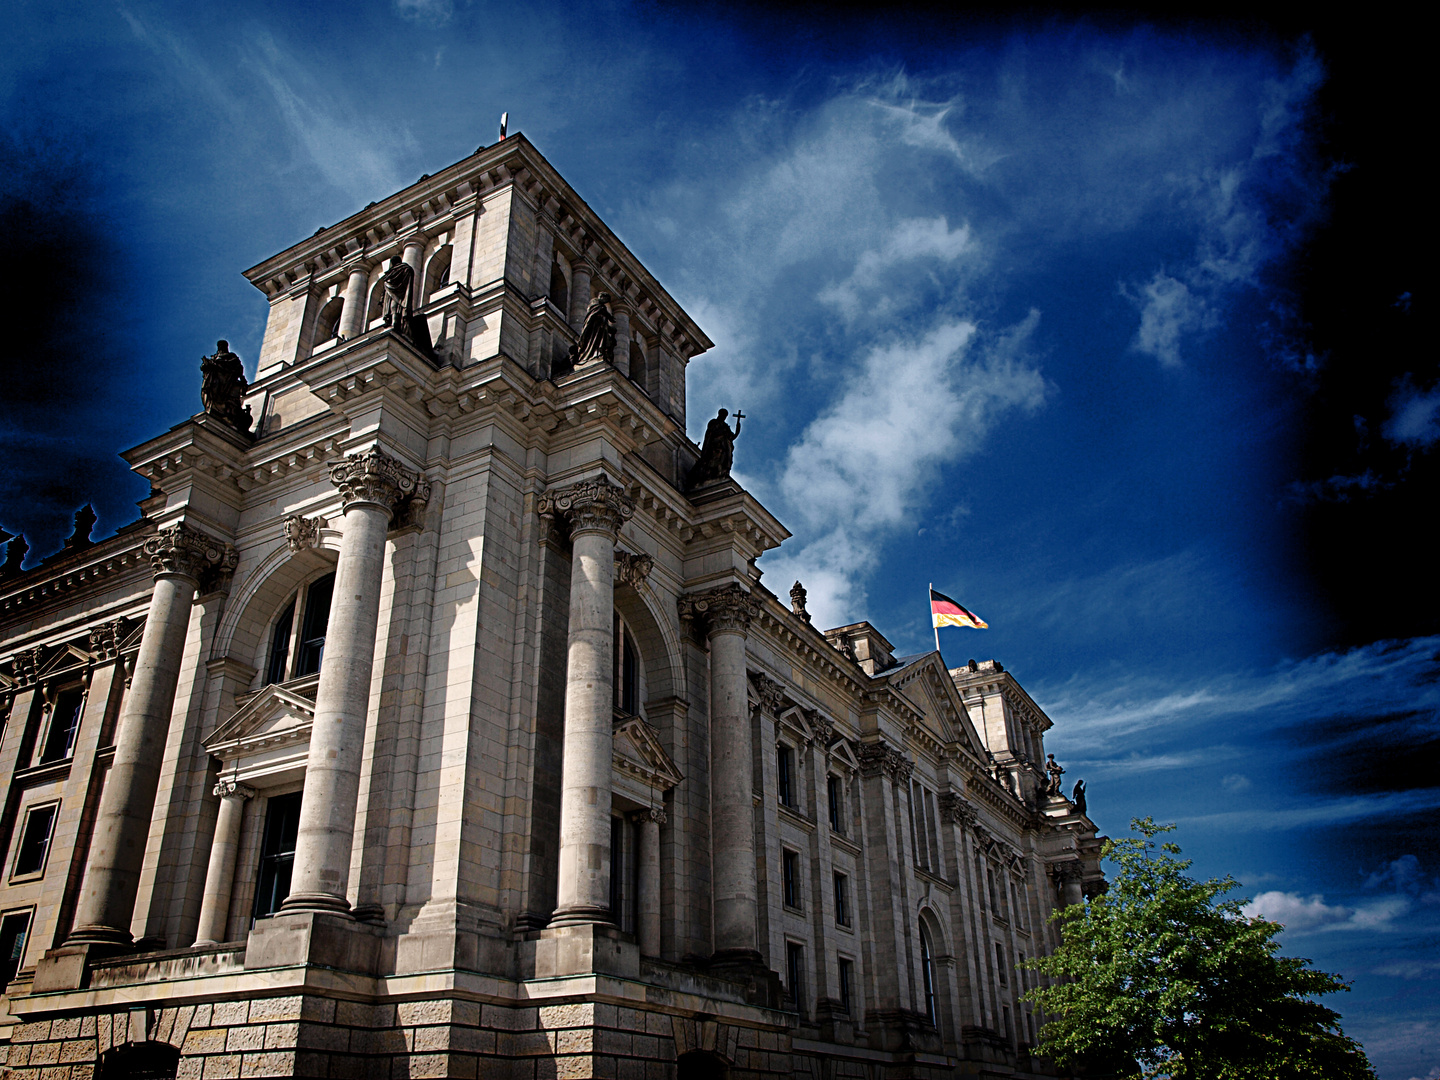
[96,1041,181,1079]
[676,1049,728,1080]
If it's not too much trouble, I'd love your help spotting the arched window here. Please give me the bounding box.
[365,278,386,327]
[613,612,639,716]
[422,245,453,305]
[630,338,648,394]
[313,296,344,344]
[264,572,335,685]
[920,924,938,1025]
[549,256,569,315]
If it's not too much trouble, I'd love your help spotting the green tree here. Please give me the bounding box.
[1023,818,1375,1079]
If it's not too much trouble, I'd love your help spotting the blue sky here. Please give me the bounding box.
[1,2,1433,1075]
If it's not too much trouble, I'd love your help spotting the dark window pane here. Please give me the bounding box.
[0,911,31,985]
[783,850,800,908]
[253,792,302,921]
[266,597,295,685]
[294,573,335,677]
[827,775,842,833]
[838,957,852,1014]
[15,805,57,876]
[786,942,806,1012]
[41,687,84,762]
[834,872,849,926]
[621,630,639,716]
[778,746,794,807]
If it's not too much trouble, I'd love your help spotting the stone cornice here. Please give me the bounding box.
[0,529,155,618]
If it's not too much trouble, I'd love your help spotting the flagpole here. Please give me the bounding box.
[930,582,941,655]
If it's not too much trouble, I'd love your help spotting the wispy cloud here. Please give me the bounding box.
[1244,889,1413,933]
[1384,375,1440,449]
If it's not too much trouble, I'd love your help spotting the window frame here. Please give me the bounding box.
[837,955,854,1014]
[785,940,807,1012]
[264,572,336,686]
[777,744,796,808]
[919,925,938,1025]
[39,683,86,764]
[11,801,60,881]
[827,774,844,834]
[833,871,850,927]
[782,848,802,910]
[0,907,34,987]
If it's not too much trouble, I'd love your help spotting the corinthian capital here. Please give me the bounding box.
[537,477,634,539]
[678,582,760,638]
[329,448,426,518]
[214,780,256,801]
[144,523,238,586]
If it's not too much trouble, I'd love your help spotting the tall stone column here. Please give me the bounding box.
[635,807,664,956]
[568,259,593,333]
[540,478,634,927]
[680,583,761,963]
[281,448,425,917]
[338,264,371,339]
[67,524,236,947]
[193,781,255,945]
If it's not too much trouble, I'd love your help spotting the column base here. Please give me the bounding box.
[277,891,355,918]
[61,925,134,949]
[546,903,615,929]
[32,941,134,993]
[245,910,381,975]
[529,922,638,979]
[707,950,784,1009]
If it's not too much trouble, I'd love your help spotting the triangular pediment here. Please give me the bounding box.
[613,715,684,792]
[205,684,316,757]
[887,653,987,757]
[827,738,861,774]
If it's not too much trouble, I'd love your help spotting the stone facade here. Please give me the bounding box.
[0,135,1104,1079]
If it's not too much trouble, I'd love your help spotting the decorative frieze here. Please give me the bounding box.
[143,523,238,589]
[329,447,428,519]
[678,583,760,638]
[537,476,635,539]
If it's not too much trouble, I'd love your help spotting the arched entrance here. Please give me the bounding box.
[96,1041,181,1079]
[676,1049,728,1080]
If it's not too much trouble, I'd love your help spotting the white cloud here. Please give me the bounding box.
[1129,272,1207,368]
[1221,773,1251,792]
[1384,377,1440,448]
[819,216,975,320]
[1243,889,1412,933]
[395,0,455,23]
[765,314,1047,626]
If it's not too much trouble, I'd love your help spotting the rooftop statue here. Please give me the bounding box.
[1044,752,1066,796]
[381,256,416,335]
[200,340,253,436]
[570,291,615,367]
[687,408,743,490]
[1072,778,1087,815]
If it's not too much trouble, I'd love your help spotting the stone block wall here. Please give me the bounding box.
[1,994,794,1080]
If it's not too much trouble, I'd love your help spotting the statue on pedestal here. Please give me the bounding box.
[569,291,615,366]
[1071,779,1087,815]
[687,408,743,490]
[200,340,253,435]
[1044,752,1065,796]
[381,256,416,334]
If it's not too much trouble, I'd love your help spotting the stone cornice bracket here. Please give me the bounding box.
[749,671,786,717]
[329,447,427,522]
[615,550,654,587]
[143,523,238,590]
[938,791,977,828]
[858,739,914,781]
[213,780,256,801]
[283,514,324,552]
[536,476,634,540]
[88,619,126,661]
[678,582,760,639]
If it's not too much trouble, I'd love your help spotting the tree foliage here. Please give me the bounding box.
[1023,818,1376,1079]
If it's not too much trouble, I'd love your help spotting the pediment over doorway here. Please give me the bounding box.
[204,683,315,786]
[613,714,684,793]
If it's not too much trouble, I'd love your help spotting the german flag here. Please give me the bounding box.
[931,588,988,630]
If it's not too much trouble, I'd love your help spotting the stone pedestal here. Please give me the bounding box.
[281,448,424,918]
[531,922,639,979]
[244,910,382,975]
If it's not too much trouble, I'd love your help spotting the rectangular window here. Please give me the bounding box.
[294,574,334,677]
[782,850,801,909]
[838,956,853,1014]
[833,872,850,927]
[253,792,302,922]
[13,804,58,877]
[786,941,806,1010]
[41,687,85,763]
[827,775,843,833]
[778,745,795,807]
[923,789,941,873]
[266,597,295,685]
[988,866,1002,917]
[0,910,32,986]
[1018,951,1026,991]
[1003,1004,1013,1042]
[909,783,927,870]
[996,941,1008,985]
